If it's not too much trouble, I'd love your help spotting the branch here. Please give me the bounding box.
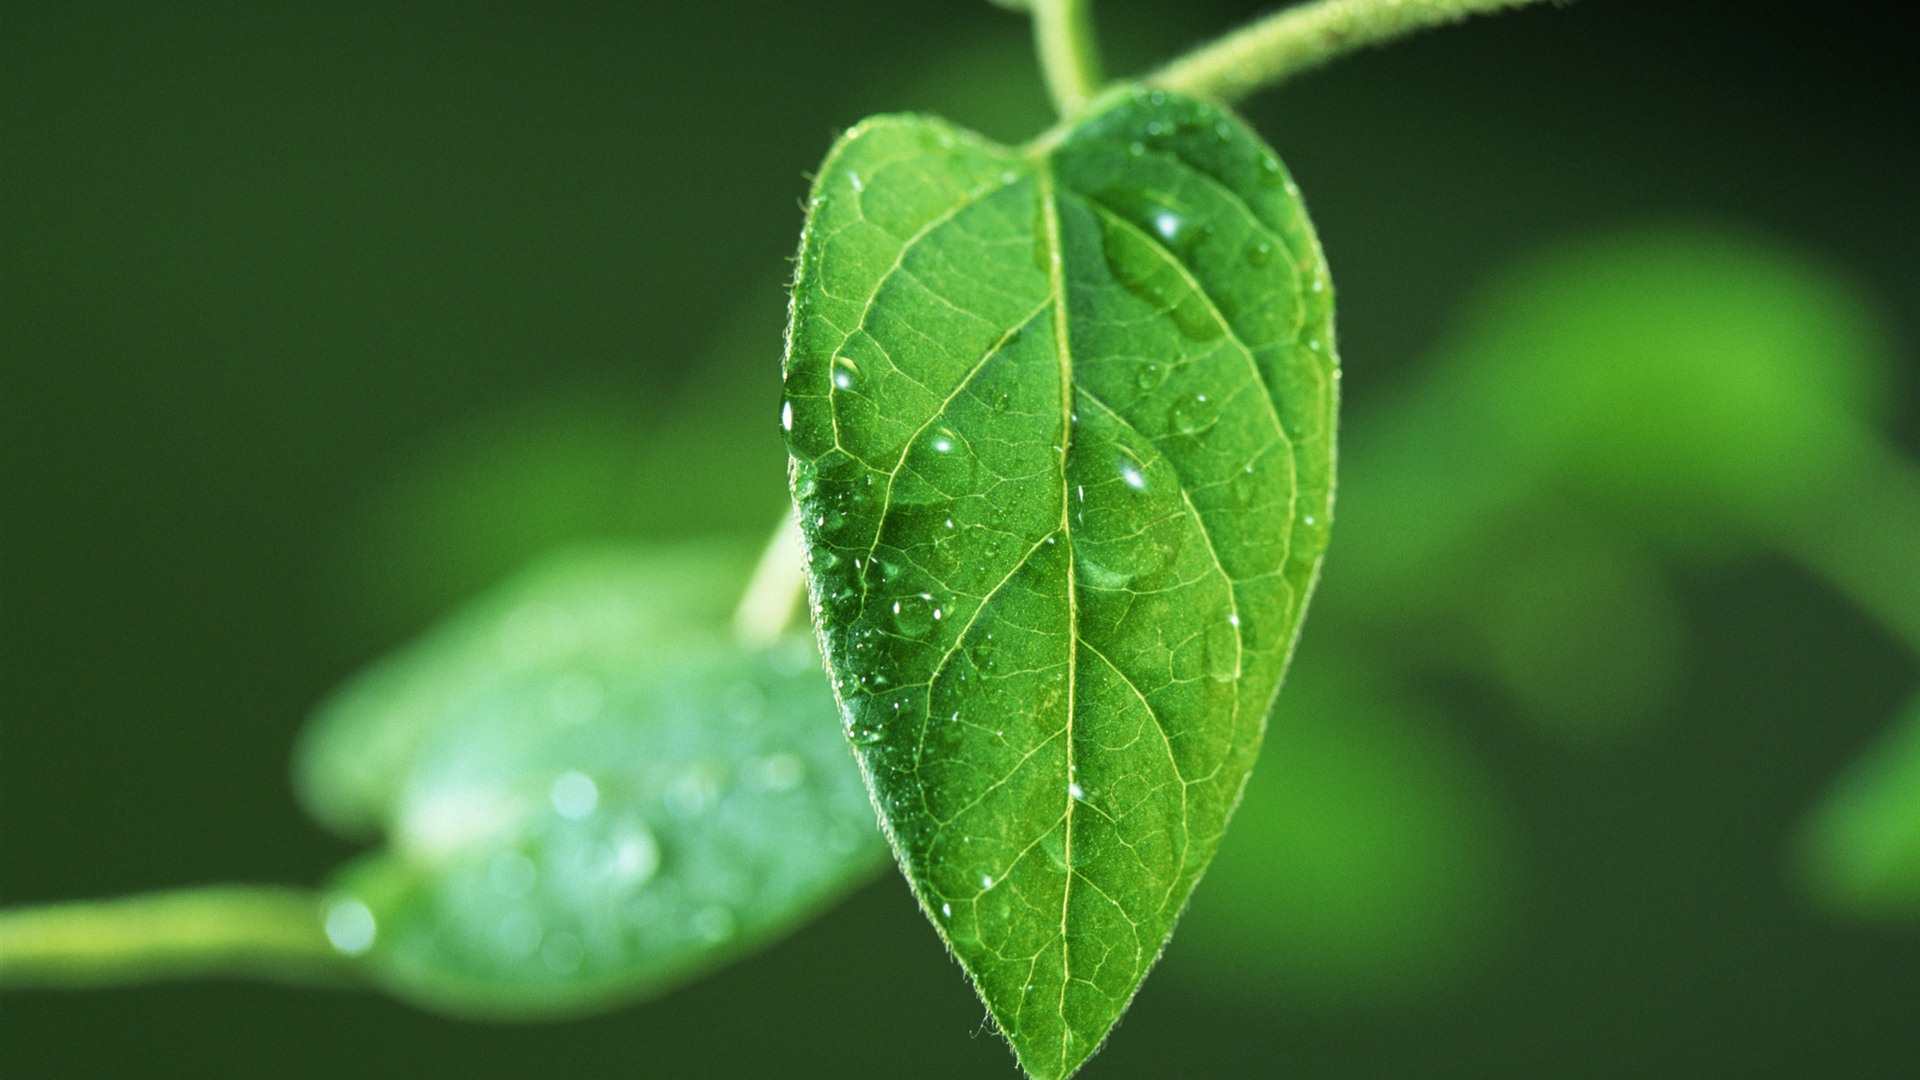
[0,887,350,988]
[1150,0,1557,105]
[734,509,809,648]
[1032,0,1104,115]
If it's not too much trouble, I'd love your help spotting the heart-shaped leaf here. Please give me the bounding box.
[295,544,887,1017]
[782,86,1337,1078]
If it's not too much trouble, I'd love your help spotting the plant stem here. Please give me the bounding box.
[0,886,350,988]
[734,508,809,648]
[1032,0,1104,115]
[1149,0,1556,104]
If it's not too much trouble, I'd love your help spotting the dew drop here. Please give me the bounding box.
[1245,239,1274,267]
[981,874,995,889]
[780,399,794,432]
[891,593,936,637]
[831,355,860,391]
[550,771,600,820]
[1169,393,1220,436]
[610,822,661,885]
[1078,555,1135,592]
[1170,294,1222,341]
[1135,360,1168,393]
[323,898,376,956]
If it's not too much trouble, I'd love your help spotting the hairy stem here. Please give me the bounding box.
[1150,0,1556,104]
[734,509,809,648]
[1032,0,1104,115]
[0,887,350,988]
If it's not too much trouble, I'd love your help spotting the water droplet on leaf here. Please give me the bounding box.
[1170,393,1220,436]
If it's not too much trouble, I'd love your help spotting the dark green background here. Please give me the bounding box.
[4,1,1916,1076]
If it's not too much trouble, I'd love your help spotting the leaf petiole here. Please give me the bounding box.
[0,887,350,988]
[1149,0,1558,105]
[733,509,809,648]
[1031,0,1105,116]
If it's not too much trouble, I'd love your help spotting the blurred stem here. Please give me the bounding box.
[1032,0,1104,115]
[1149,0,1556,104]
[0,887,349,988]
[734,509,808,648]
[1768,444,1920,656]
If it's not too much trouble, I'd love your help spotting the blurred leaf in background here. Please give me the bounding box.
[1800,692,1920,922]
[332,287,795,647]
[1164,654,1519,1008]
[299,544,886,1017]
[1426,225,1894,544]
[1326,224,1911,744]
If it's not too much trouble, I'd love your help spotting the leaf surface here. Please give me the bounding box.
[296,545,887,1016]
[782,87,1337,1078]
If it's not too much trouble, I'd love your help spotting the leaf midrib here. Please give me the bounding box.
[1035,154,1082,1070]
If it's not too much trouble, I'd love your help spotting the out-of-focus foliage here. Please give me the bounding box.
[337,323,794,646]
[1414,227,1892,537]
[1468,516,1685,742]
[297,545,887,1017]
[1330,225,1909,742]
[1168,656,1516,1006]
[1801,692,1920,921]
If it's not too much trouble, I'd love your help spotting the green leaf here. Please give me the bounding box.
[782,86,1336,1079]
[295,544,887,1017]
[1801,692,1920,920]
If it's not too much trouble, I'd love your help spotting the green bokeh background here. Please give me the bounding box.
[4,1,1916,1076]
